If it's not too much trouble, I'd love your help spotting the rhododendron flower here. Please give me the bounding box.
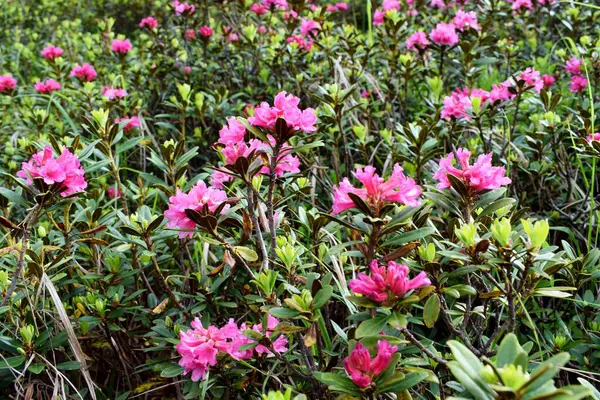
[264,0,288,9]
[227,33,240,42]
[430,23,459,46]
[248,91,317,134]
[250,315,288,355]
[111,38,132,54]
[434,148,511,191]
[344,341,398,388]
[107,187,122,198]
[70,63,97,81]
[211,170,233,188]
[17,146,87,197]
[300,19,320,36]
[218,117,247,144]
[349,260,430,303]
[164,181,229,238]
[565,57,583,75]
[509,0,532,11]
[172,0,195,15]
[287,34,313,51]
[139,16,158,29]
[587,133,600,142]
[489,83,514,102]
[441,88,473,120]
[257,26,267,34]
[34,79,61,94]
[431,0,446,8]
[542,74,556,89]
[0,75,17,93]
[185,29,196,40]
[198,25,213,38]
[250,3,267,14]
[382,0,400,11]
[453,10,480,31]
[406,31,430,51]
[41,45,64,60]
[569,75,588,93]
[115,116,140,132]
[327,2,349,12]
[332,164,421,215]
[373,9,385,25]
[183,66,192,75]
[102,86,128,100]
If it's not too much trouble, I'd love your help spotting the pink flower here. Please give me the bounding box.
[115,116,140,132]
[489,83,514,102]
[431,0,446,8]
[509,0,533,11]
[434,148,511,191]
[34,79,61,94]
[382,0,400,10]
[344,341,398,388]
[164,181,229,238]
[287,34,313,51]
[172,0,195,15]
[349,260,430,303]
[300,19,320,36]
[107,187,122,198]
[111,38,132,54]
[518,67,544,93]
[251,3,267,14]
[264,0,288,9]
[227,32,240,42]
[248,91,317,134]
[41,45,64,60]
[218,117,247,144]
[430,22,459,46]
[198,25,213,38]
[327,2,349,12]
[565,57,583,75]
[102,86,128,100]
[541,74,556,89]
[587,133,600,142]
[569,75,588,93]
[17,146,87,197]
[183,66,192,75]
[373,9,385,25]
[332,164,421,215]
[139,16,158,29]
[453,10,480,31]
[211,170,233,188]
[258,26,267,34]
[185,29,196,40]
[70,63,97,82]
[0,75,17,93]
[250,316,288,355]
[406,31,430,51]
[441,88,472,120]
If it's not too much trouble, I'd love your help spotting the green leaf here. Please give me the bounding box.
[27,363,46,374]
[161,365,184,378]
[268,307,301,319]
[478,198,515,218]
[234,246,259,262]
[447,361,493,400]
[313,286,334,309]
[385,227,436,246]
[496,333,521,368]
[522,353,570,394]
[355,315,389,338]
[313,372,361,396]
[56,361,82,371]
[375,372,428,394]
[423,295,440,328]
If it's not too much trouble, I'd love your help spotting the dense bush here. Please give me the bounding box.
[1,0,600,399]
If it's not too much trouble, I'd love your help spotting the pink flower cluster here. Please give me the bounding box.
[287,34,313,51]
[139,16,158,29]
[0,75,17,93]
[430,22,459,46]
[172,0,195,15]
[587,133,600,142]
[199,25,213,38]
[263,0,288,10]
[115,115,140,132]
[111,38,132,54]
[373,0,403,25]
[250,3,267,14]
[332,164,421,215]
[326,2,349,12]
[41,45,64,60]
[453,10,481,31]
[34,79,61,94]
[433,148,511,191]
[344,341,398,388]
[248,91,316,133]
[349,260,431,304]
[165,181,229,238]
[564,57,588,93]
[212,117,301,187]
[102,86,127,100]
[176,316,287,381]
[406,31,430,51]
[70,63,97,82]
[17,146,87,197]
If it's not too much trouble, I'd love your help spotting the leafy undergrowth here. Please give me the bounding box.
[0,0,600,399]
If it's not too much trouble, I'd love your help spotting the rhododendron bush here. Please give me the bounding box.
[1,0,600,399]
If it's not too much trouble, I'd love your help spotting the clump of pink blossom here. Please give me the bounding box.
[0,75,17,93]
[248,91,317,134]
[34,79,61,94]
[115,116,140,132]
[102,86,128,100]
[508,0,533,12]
[198,26,213,38]
[287,34,313,51]
[107,187,122,198]
[300,19,320,37]
[542,74,556,89]
[70,63,97,82]
[332,164,421,215]
[453,10,481,31]
[17,146,87,197]
[111,38,132,54]
[406,31,430,51]
[587,133,600,142]
[344,341,398,388]
[434,148,511,191]
[326,2,349,12]
[517,67,544,93]
[164,181,229,238]
[349,260,431,304]
[441,88,473,120]
[565,57,583,75]
[139,16,158,29]
[264,0,288,9]
[41,45,64,60]
[250,3,267,14]
[185,29,196,41]
[569,75,588,93]
[373,9,385,25]
[430,23,459,46]
[172,0,195,15]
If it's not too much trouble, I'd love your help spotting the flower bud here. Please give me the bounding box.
[455,222,478,247]
[499,365,529,390]
[521,219,549,249]
[491,218,511,248]
[480,365,497,384]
